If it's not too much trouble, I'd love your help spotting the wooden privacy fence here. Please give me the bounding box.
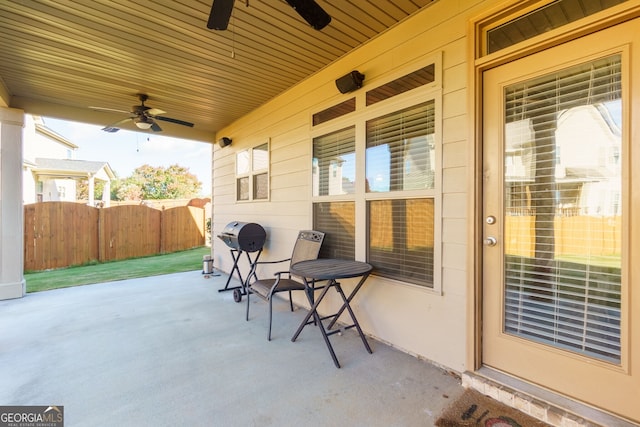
[505,214,621,259]
[24,202,206,271]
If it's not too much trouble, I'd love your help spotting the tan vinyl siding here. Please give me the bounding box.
[212,0,495,372]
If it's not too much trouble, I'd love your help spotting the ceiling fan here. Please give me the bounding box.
[91,94,194,133]
[207,0,331,31]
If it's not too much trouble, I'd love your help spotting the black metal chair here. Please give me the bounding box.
[245,230,325,340]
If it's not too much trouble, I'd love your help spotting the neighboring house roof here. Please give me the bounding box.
[34,121,78,150]
[33,158,116,180]
[23,158,38,168]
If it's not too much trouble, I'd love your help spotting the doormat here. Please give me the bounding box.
[435,388,551,427]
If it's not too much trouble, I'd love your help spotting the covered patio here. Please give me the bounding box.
[0,270,463,426]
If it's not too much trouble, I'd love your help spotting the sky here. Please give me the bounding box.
[42,117,212,196]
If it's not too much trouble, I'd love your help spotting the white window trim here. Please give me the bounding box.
[310,55,443,293]
[235,140,270,202]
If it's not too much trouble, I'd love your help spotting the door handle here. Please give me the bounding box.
[484,236,497,246]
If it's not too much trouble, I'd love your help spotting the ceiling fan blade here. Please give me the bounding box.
[151,121,163,132]
[207,0,234,30]
[91,106,131,114]
[155,116,195,128]
[145,108,166,116]
[101,118,132,133]
[284,0,331,30]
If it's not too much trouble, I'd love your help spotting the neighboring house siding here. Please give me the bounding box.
[41,179,76,202]
[22,116,113,205]
[22,163,37,204]
[213,0,482,372]
[23,115,76,164]
[23,115,79,203]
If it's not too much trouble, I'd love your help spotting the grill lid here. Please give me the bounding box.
[218,222,266,252]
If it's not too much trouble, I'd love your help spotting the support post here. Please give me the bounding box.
[0,107,26,300]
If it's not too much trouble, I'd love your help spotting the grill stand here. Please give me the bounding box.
[218,248,262,302]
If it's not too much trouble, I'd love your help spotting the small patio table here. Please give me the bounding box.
[290,258,373,368]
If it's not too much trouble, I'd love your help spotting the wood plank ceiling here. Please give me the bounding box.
[0,0,434,142]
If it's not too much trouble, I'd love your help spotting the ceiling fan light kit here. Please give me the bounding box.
[133,116,153,130]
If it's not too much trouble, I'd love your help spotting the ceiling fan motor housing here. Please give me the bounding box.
[133,105,150,114]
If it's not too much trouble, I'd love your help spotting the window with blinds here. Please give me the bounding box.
[503,54,622,362]
[312,126,356,197]
[368,198,434,286]
[365,100,436,286]
[309,58,441,289]
[365,101,436,193]
[313,202,355,260]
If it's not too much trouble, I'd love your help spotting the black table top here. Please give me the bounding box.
[290,259,373,280]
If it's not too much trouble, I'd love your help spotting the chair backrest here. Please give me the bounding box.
[289,230,325,267]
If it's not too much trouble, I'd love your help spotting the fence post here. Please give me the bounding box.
[98,207,104,262]
[160,205,165,254]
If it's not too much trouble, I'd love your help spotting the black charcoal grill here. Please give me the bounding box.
[218,222,266,302]
[217,221,266,253]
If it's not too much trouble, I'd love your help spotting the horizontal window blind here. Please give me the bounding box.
[313,202,355,260]
[368,198,434,287]
[313,126,356,196]
[366,101,435,192]
[503,54,622,363]
[505,56,621,124]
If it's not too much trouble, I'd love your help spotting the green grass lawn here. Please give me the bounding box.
[25,246,211,293]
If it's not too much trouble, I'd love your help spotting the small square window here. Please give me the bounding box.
[235,142,270,202]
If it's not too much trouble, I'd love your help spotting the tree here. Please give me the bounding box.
[76,178,108,201]
[116,181,143,201]
[122,164,202,200]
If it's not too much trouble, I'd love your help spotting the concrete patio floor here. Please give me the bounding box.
[0,270,465,426]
